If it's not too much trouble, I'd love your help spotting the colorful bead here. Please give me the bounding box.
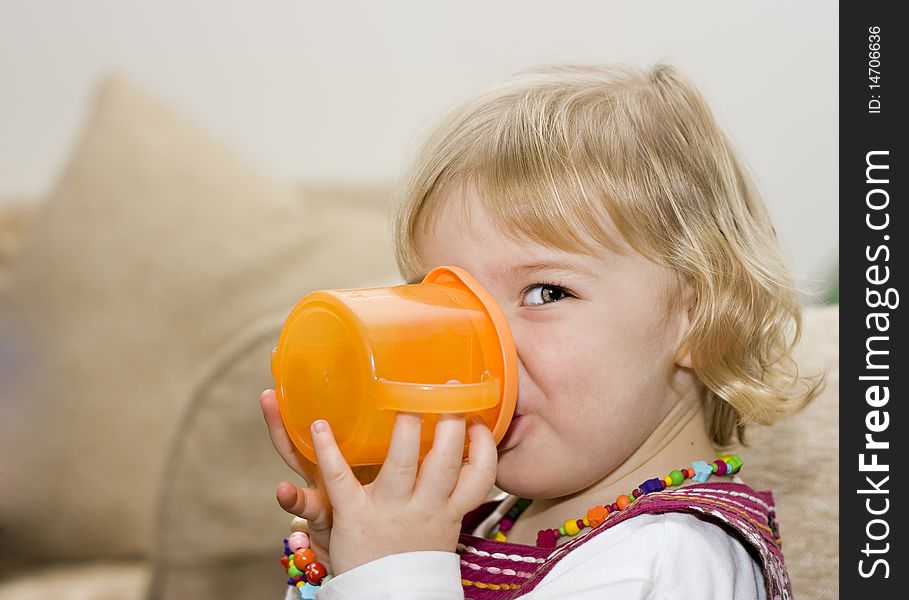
[632,488,642,498]
[663,475,673,486]
[494,531,507,542]
[692,460,713,482]
[536,528,559,548]
[297,582,320,599]
[563,519,580,536]
[669,470,684,486]
[280,555,290,568]
[610,502,620,512]
[640,478,662,494]
[587,505,609,527]
[616,495,631,509]
[287,531,310,552]
[713,459,728,476]
[294,548,315,568]
[724,454,743,474]
[287,564,303,579]
[304,561,328,585]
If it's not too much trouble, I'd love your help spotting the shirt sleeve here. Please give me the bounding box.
[316,551,464,600]
[525,512,765,600]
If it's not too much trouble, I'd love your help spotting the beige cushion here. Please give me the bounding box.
[0,74,398,563]
[741,303,839,600]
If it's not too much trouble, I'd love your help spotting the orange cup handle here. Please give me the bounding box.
[375,372,500,413]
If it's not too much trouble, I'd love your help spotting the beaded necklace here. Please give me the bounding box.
[279,518,331,599]
[489,454,743,548]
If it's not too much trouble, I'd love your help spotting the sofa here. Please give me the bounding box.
[0,76,839,600]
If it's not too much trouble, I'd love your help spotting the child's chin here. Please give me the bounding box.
[496,451,592,500]
[495,450,556,498]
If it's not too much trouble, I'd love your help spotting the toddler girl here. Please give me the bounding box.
[261,62,824,599]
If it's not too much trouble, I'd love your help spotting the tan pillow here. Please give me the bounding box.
[0,76,401,561]
[740,303,839,600]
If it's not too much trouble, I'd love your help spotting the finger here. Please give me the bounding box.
[413,414,467,502]
[373,412,423,501]
[275,481,334,545]
[259,390,318,482]
[310,419,365,511]
[449,417,498,512]
[275,480,330,526]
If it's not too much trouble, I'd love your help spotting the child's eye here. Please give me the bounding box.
[522,283,573,306]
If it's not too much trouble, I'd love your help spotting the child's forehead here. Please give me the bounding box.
[415,208,627,283]
[415,189,632,260]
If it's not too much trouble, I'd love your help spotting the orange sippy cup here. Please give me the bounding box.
[270,266,518,466]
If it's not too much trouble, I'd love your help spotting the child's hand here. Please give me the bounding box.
[260,389,375,570]
[313,411,497,575]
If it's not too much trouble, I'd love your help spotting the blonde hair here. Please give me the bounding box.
[392,63,825,447]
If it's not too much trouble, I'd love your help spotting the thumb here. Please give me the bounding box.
[275,481,332,531]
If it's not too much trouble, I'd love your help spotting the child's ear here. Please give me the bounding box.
[674,284,697,369]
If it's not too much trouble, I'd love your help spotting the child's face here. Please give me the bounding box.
[413,186,701,499]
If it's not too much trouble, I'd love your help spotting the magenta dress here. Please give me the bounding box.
[456,482,791,600]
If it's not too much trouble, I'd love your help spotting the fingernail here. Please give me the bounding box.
[311,420,329,434]
[470,416,484,426]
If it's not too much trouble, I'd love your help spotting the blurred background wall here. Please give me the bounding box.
[0,0,837,296]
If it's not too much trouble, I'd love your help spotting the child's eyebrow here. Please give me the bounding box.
[494,260,598,281]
